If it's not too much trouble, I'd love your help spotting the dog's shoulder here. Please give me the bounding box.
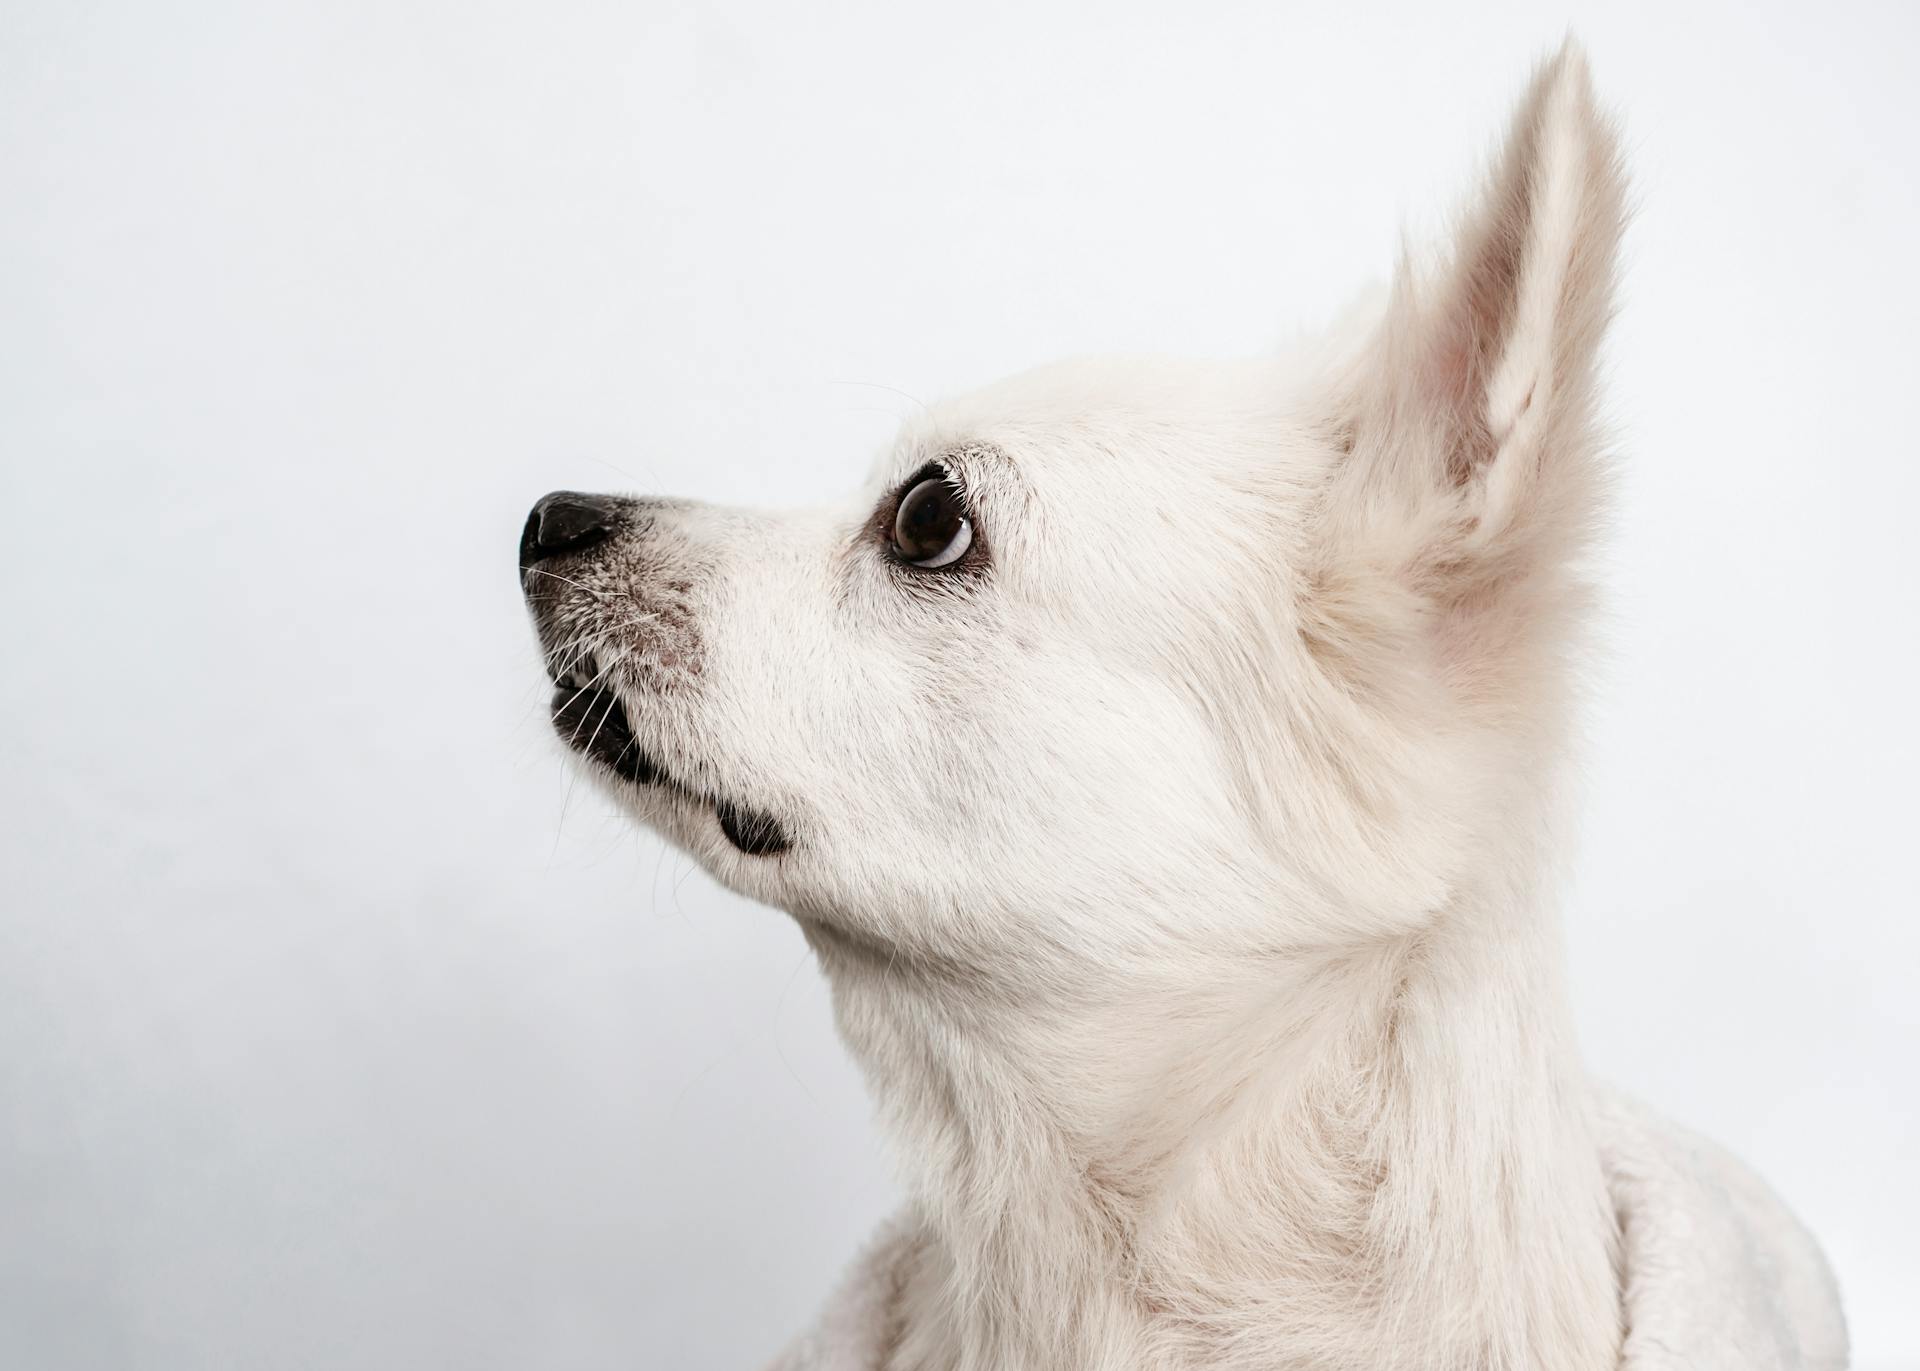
[766,1212,922,1371]
[1595,1088,1848,1371]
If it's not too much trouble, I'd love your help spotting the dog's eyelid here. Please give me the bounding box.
[895,459,965,501]
[888,443,1013,507]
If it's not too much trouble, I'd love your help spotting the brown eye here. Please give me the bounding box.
[891,472,973,569]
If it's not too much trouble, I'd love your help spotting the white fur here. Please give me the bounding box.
[525,44,1845,1371]
[775,1092,1849,1371]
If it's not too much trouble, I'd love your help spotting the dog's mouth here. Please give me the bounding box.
[548,672,791,858]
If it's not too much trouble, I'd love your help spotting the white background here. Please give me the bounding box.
[3,1,1915,1367]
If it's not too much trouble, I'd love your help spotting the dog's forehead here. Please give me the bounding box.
[867,353,1300,495]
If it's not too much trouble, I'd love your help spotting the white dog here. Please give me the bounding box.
[519,45,1846,1371]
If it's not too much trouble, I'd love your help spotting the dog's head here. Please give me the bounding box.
[521,51,1623,1002]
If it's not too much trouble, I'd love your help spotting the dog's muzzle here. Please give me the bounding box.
[519,490,792,858]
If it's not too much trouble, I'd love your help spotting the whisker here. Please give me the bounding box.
[548,633,624,723]
[564,666,619,751]
[827,378,932,416]
[549,766,579,866]
[524,565,623,601]
[585,453,663,488]
[772,949,820,1108]
[520,627,619,728]
[571,644,638,758]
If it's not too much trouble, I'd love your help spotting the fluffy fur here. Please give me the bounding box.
[519,45,1836,1371]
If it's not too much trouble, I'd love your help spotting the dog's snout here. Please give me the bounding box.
[521,491,619,568]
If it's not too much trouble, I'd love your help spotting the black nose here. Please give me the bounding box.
[520,491,619,568]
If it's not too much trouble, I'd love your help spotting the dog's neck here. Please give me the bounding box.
[808,868,1622,1371]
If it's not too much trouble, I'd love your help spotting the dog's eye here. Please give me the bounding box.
[891,472,973,569]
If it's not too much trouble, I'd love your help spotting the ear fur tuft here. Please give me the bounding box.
[1321,41,1627,608]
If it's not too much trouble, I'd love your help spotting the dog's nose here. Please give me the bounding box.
[521,491,619,567]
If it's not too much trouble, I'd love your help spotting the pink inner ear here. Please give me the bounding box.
[1410,81,1551,489]
[1422,309,1503,490]
[1427,326,1474,414]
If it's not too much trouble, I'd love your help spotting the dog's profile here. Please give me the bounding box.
[519,44,1846,1371]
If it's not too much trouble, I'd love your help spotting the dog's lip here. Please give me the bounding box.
[547,680,792,857]
[550,680,659,785]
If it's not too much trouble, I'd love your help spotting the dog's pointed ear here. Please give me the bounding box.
[1320,44,1625,597]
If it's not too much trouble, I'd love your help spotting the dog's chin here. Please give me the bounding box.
[548,682,791,858]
